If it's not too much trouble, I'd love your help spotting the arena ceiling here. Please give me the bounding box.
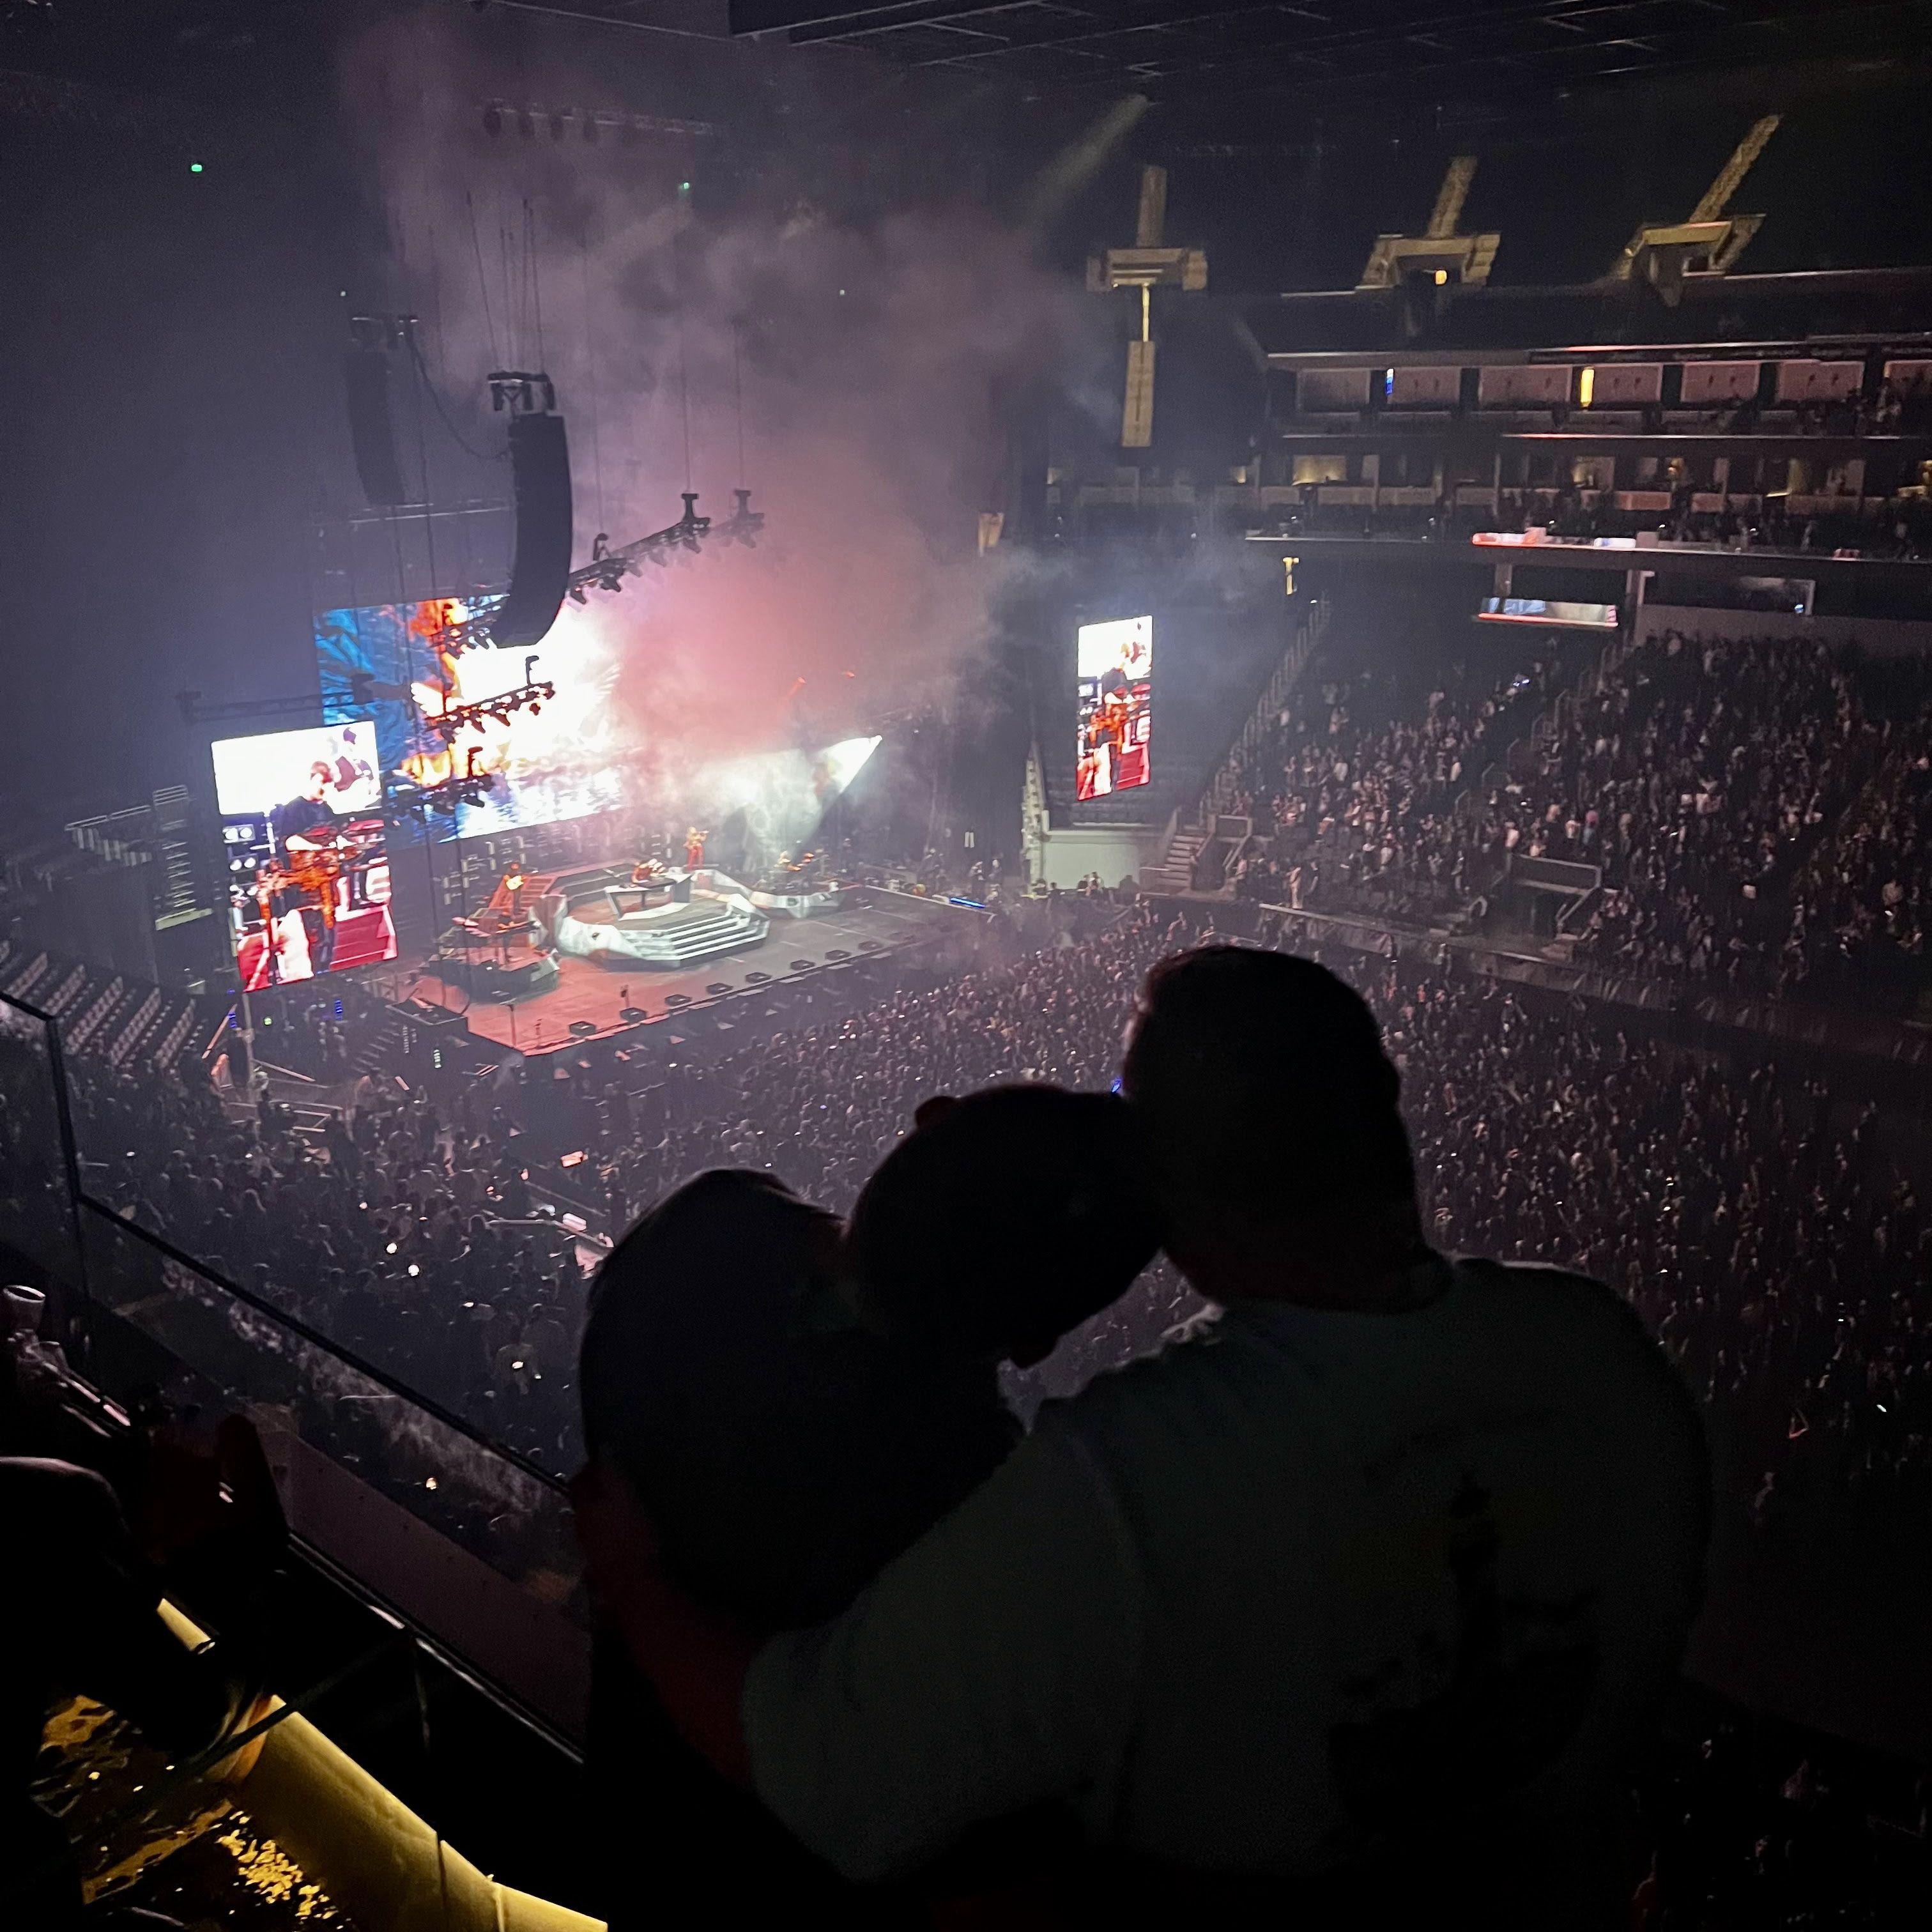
[733,1,1932,123]
[10,4,1932,132]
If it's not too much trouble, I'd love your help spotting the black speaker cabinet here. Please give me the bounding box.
[344,347,406,507]
[495,412,573,647]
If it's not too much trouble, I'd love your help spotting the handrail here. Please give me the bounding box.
[72,1195,571,1494]
[200,1002,236,1068]
[2,988,569,1496]
[1197,594,1330,828]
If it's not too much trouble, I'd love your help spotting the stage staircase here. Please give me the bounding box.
[627,900,768,966]
[353,1005,417,1077]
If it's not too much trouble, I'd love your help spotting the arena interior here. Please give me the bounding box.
[4,2,1932,1924]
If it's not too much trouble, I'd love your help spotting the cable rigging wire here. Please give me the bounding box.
[526,197,546,373]
[583,228,606,534]
[732,318,746,489]
[675,241,694,492]
[464,190,499,368]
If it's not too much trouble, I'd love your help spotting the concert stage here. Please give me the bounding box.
[410,889,981,1059]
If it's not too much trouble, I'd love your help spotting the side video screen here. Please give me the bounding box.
[211,722,395,989]
[1075,615,1153,803]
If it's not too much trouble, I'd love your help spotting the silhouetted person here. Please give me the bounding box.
[578,1092,1158,1923]
[576,948,1708,1929]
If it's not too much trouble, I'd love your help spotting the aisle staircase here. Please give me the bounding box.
[1140,825,1211,895]
[1139,597,1330,894]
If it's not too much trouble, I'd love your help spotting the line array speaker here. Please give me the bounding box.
[495,411,573,648]
[343,347,406,507]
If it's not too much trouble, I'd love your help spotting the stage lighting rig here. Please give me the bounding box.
[721,487,765,549]
[564,487,758,602]
[423,595,509,657]
[423,656,555,743]
[349,312,415,352]
[388,749,498,822]
[436,487,760,650]
[177,675,374,726]
[488,370,556,414]
[479,98,721,144]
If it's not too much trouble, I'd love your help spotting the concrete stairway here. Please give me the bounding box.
[1140,825,1210,894]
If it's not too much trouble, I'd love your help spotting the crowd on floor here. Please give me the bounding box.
[13,900,1921,1536]
[8,898,1932,1927]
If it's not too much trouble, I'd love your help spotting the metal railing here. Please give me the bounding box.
[0,989,592,1747]
[1200,594,1331,825]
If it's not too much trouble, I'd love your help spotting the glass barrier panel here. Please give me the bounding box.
[75,1202,590,1742]
[0,993,84,1302]
[53,1033,589,1482]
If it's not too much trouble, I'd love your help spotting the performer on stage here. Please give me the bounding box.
[617,855,666,916]
[274,762,341,856]
[685,825,707,871]
[270,763,342,977]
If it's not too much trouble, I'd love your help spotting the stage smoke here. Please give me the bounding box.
[337,10,1108,822]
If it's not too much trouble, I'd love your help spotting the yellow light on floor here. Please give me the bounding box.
[1433,269,1448,285]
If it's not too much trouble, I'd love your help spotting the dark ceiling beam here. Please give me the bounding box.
[765,1,1343,55]
[859,0,1932,111]
[732,0,1052,38]
[809,0,1706,67]
[785,0,1932,103]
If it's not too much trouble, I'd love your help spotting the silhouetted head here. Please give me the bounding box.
[580,1168,1013,1625]
[1121,946,1416,1272]
[845,1084,1160,1365]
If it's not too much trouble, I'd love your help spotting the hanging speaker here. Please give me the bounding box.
[494,410,573,647]
[343,347,406,507]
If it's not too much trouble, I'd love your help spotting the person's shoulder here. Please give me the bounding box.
[1453,1255,1705,1434]
[1032,1312,1243,1450]
[1452,1254,1646,1340]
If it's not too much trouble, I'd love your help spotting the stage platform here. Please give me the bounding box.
[410,889,979,1059]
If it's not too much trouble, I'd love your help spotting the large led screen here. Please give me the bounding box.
[211,722,395,989]
[1075,615,1153,802]
[316,599,624,841]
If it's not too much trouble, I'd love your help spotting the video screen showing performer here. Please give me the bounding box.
[1075,615,1153,802]
[211,721,396,990]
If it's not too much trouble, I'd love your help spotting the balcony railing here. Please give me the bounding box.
[0,990,592,1747]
